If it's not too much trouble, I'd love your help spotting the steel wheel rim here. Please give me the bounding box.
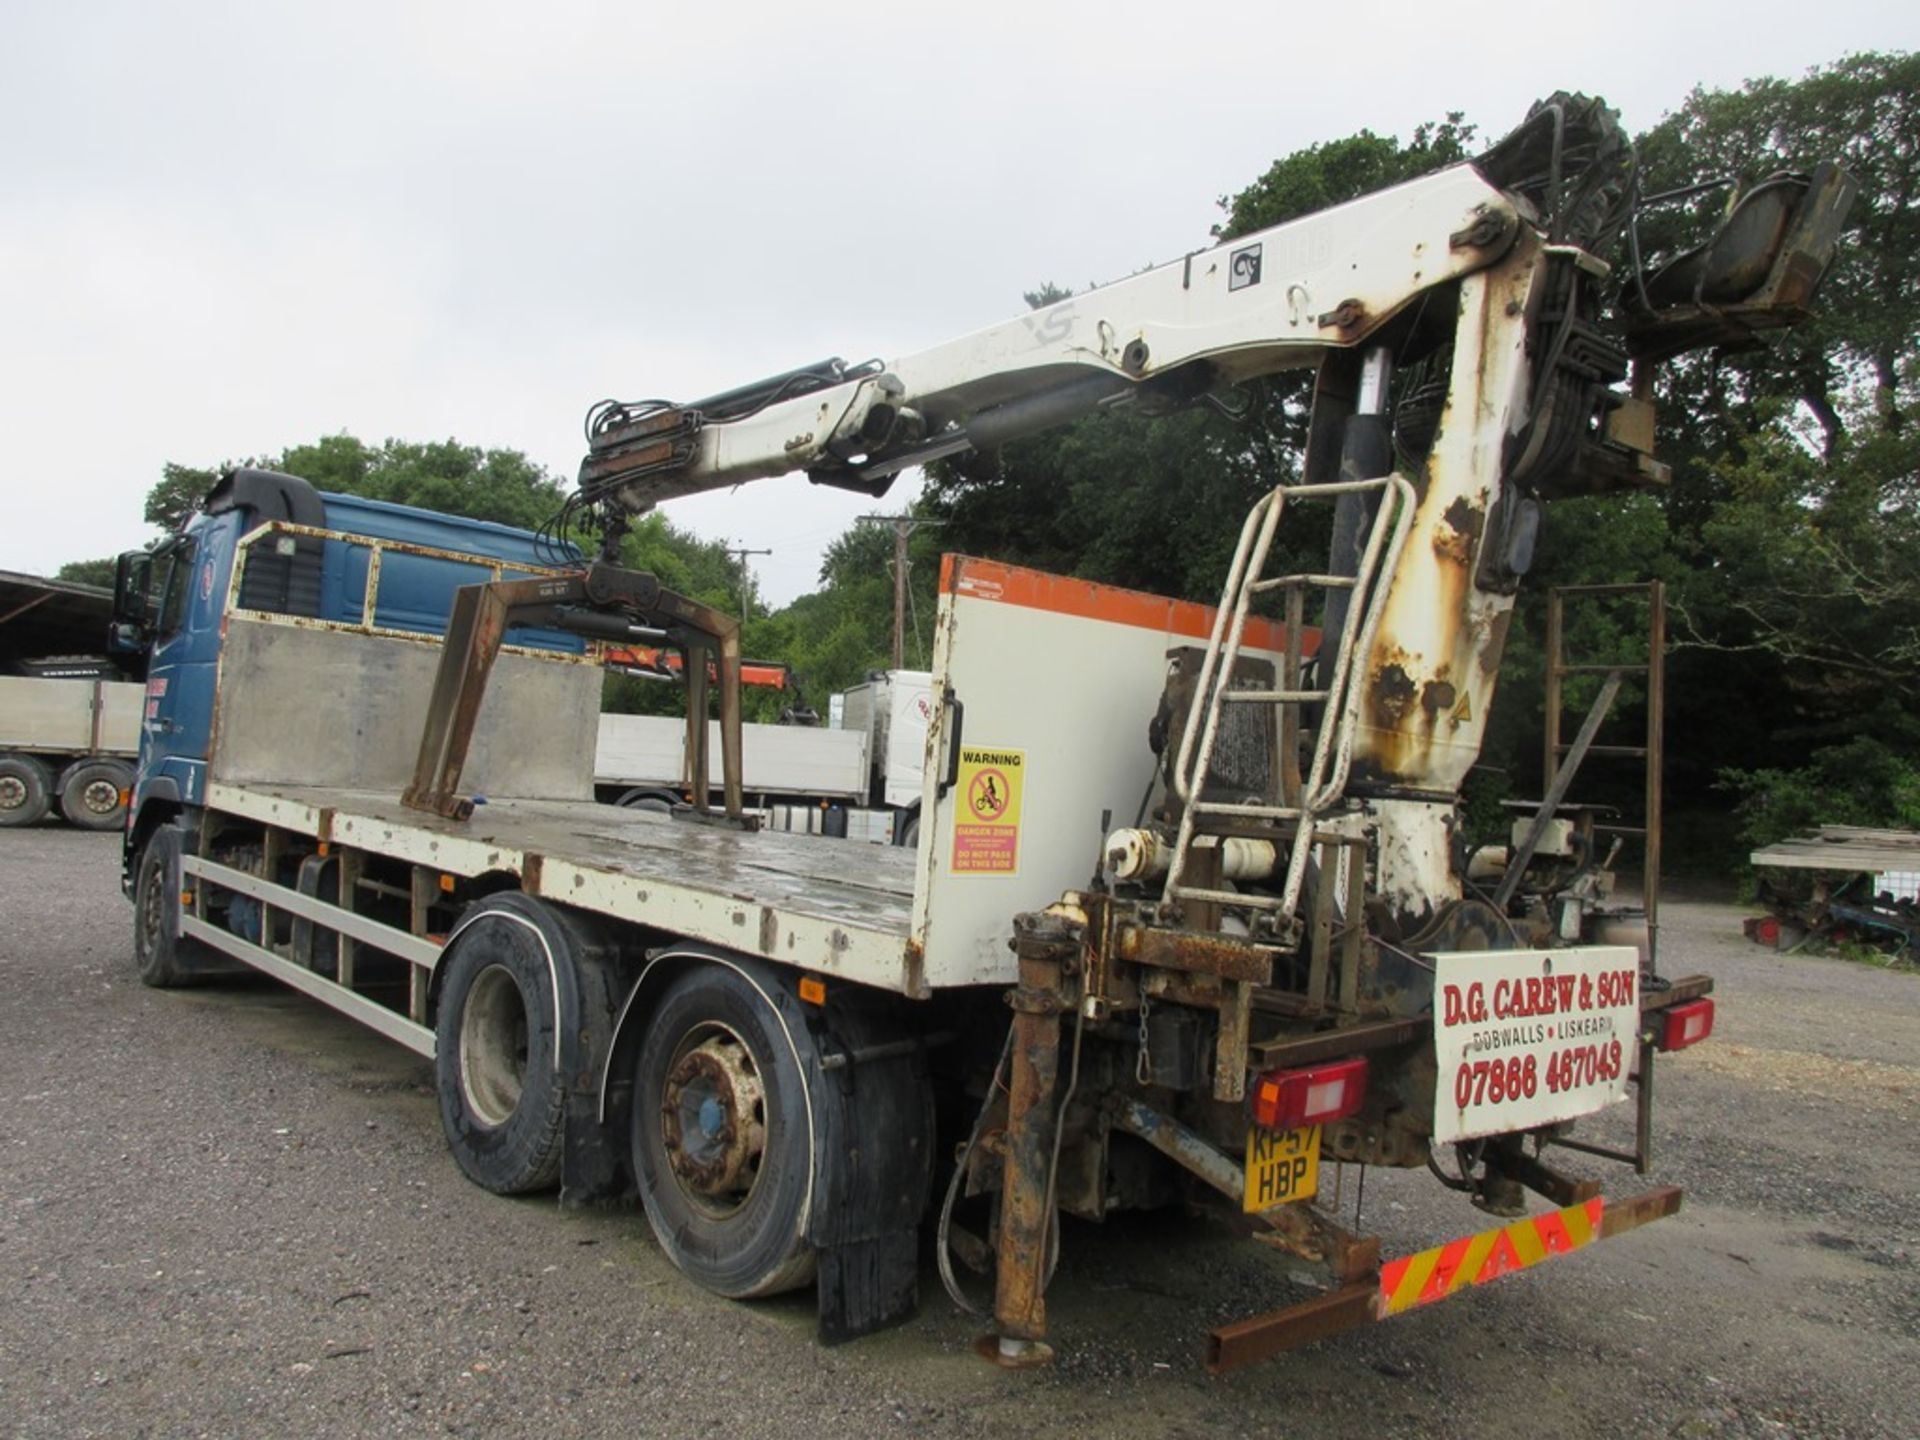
[459,964,531,1128]
[659,1022,768,1219]
[77,778,119,816]
[138,852,165,956]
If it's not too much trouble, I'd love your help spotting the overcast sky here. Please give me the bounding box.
[3,2,1912,605]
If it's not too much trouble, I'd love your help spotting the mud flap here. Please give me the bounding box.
[816,1231,922,1344]
[531,904,633,1209]
[804,993,935,1344]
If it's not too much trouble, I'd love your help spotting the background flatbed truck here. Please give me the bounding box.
[0,571,141,828]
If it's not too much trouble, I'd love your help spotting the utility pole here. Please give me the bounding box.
[856,514,945,670]
[722,543,772,623]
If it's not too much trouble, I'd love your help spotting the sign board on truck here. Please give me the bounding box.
[1431,946,1639,1143]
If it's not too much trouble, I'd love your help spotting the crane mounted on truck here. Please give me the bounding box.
[114,94,1853,1368]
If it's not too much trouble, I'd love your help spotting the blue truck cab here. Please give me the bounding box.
[110,468,580,886]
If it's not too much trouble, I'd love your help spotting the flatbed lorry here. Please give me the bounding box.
[115,95,1853,1367]
[593,667,931,843]
[0,671,140,828]
[0,572,143,829]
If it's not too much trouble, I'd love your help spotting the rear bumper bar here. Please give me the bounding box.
[1205,1185,1684,1373]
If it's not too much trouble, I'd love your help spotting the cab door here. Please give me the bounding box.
[138,520,230,807]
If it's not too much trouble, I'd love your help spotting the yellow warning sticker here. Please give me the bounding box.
[951,746,1025,875]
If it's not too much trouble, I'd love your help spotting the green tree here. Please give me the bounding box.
[1722,737,1920,853]
[1216,116,1478,240]
[751,511,943,707]
[141,435,574,537]
[278,435,570,532]
[1637,51,1918,472]
[114,431,758,716]
[1627,54,1920,856]
[602,509,766,719]
[53,557,116,588]
[145,462,222,531]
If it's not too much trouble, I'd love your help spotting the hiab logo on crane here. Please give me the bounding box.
[1020,304,1075,347]
[951,746,1024,875]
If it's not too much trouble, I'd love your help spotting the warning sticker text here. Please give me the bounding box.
[950,746,1025,875]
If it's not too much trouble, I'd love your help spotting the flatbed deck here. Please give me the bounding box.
[208,781,925,994]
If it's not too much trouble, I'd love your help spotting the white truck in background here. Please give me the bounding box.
[0,673,141,829]
[0,571,142,830]
[594,669,932,844]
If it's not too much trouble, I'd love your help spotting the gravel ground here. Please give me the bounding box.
[1,825,1914,1438]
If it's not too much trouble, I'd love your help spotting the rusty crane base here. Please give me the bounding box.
[403,562,749,823]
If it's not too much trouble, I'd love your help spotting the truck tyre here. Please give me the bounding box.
[616,788,676,814]
[434,898,567,1195]
[631,965,816,1298]
[133,826,217,987]
[0,755,54,827]
[58,758,133,831]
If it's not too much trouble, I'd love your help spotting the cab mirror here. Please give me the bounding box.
[111,550,156,633]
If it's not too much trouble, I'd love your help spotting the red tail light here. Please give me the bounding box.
[1657,998,1715,1052]
[1250,1057,1369,1131]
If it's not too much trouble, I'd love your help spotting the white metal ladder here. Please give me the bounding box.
[1158,473,1417,927]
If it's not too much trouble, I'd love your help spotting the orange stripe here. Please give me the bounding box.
[1571,1197,1603,1245]
[1531,1208,1570,1256]
[940,554,1319,657]
[605,645,790,690]
[1384,1247,1442,1316]
[1475,1227,1524,1282]
[1419,1235,1475,1305]
[1378,1255,1413,1305]
[1452,1229,1502,1292]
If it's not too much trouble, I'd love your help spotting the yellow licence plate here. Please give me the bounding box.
[1243,1124,1321,1212]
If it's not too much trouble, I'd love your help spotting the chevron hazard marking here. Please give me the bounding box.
[1377,1198,1603,1317]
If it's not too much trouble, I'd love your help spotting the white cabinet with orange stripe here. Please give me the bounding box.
[909,556,1295,989]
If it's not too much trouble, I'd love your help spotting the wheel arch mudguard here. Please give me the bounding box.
[432,891,628,1208]
[601,943,934,1342]
[122,781,189,897]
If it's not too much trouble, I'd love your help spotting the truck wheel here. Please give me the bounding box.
[133,826,216,987]
[616,788,676,814]
[434,899,566,1195]
[0,755,54,827]
[58,759,133,831]
[631,965,816,1298]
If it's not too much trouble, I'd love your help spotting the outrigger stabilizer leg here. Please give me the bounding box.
[980,908,1076,1367]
